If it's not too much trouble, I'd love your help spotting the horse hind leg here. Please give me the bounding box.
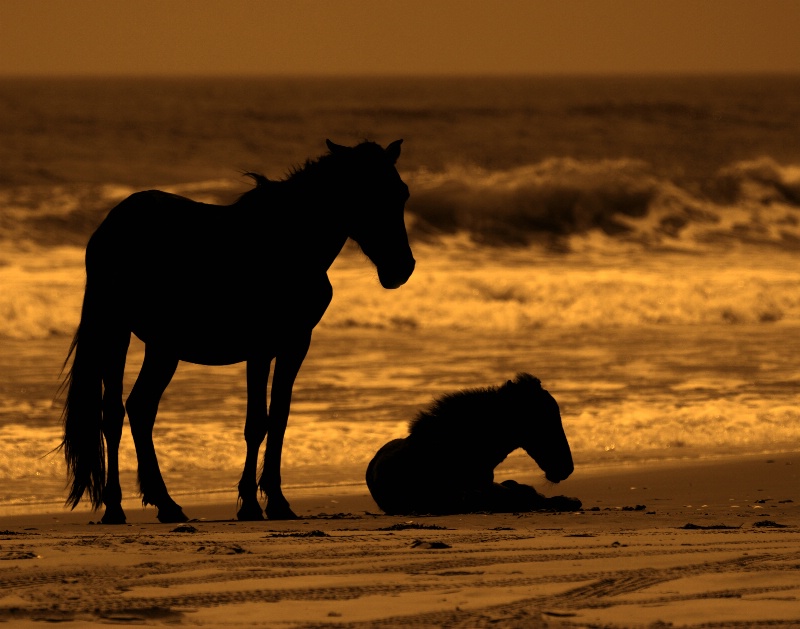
[236,357,270,521]
[99,330,131,524]
[126,346,186,523]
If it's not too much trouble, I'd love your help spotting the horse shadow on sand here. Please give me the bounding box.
[366,373,582,516]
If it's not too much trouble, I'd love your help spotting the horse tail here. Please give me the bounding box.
[60,280,106,510]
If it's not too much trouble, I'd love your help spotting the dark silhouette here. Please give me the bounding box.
[61,139,415,524]
[366,374,581,515]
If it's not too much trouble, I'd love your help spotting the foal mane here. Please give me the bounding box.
[408,374,544,438]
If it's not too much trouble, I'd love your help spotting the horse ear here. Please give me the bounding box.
[385,139,403,163]
[499,379,515,395]
[326,139,349,155]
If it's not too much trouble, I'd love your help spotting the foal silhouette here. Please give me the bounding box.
[366,374,581,515]
[61,139,415,523]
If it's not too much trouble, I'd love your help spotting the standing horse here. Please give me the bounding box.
[61,139,415,524]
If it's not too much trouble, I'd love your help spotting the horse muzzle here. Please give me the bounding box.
[378,257,415,289]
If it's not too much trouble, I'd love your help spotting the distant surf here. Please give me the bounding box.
[406,157,800,250]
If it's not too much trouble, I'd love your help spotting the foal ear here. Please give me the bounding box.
[385,139,403,163]
[326,139,350,155]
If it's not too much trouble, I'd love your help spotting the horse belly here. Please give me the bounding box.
[132,331,256,365]
[130,308,268,365]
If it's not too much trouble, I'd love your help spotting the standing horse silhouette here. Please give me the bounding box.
[61,139,415,524]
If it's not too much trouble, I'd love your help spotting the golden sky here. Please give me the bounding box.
[2,0,799,76]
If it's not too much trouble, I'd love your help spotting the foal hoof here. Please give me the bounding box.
[100,505,127,525]
[156,504,189,523]
[236,503,264,521]
[545,495,583,512]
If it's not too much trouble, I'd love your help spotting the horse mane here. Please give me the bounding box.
[235,172,274,206]
[235,140,387,207]
[408,373,543,438]
[286,140,385,181]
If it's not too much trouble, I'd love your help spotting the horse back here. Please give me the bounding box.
[91,190,247,257]
[85,189,333,364]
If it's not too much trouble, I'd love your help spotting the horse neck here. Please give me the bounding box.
[247,178,350,273]
[293,186,349,272]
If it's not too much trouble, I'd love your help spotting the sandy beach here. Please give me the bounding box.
[1,453,798,628]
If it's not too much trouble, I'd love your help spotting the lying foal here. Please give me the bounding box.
[366,373,582,515]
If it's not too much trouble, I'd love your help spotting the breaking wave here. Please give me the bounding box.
[2,157,800,340]
[2,156,799,251]
[405,157,800,250]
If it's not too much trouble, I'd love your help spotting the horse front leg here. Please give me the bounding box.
[237,356,271,521]
[259,332,311,520]
[126,346,186,523]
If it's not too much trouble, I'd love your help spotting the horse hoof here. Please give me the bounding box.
[156,505,189,523]
[100,505,127,525]
[266,503,298,520]
[236,504,264,521]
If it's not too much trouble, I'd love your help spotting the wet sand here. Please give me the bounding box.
[1,453,799,627]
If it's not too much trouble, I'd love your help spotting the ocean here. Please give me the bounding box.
[1,75,800,514]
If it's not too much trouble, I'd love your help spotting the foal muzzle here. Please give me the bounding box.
[544,461,574,484]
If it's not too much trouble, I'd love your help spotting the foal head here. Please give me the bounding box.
[325,139,415,289]
[502,374,575,484]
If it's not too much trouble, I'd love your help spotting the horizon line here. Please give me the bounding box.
[1,70,800,80]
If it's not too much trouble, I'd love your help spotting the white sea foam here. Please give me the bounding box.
[322,240,800,331]
[0,247,85,339]
[2,235,800,341]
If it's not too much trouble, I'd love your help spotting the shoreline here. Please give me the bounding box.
[2,453,799,627]
[2,450,797,524]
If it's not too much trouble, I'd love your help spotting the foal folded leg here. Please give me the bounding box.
[237,355,271,521]
[260,332,311,520]
[499,480,582,512]
[126,346,186,523]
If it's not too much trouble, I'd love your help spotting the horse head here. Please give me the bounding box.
[503,373,574,484]
[326,139,416,289]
